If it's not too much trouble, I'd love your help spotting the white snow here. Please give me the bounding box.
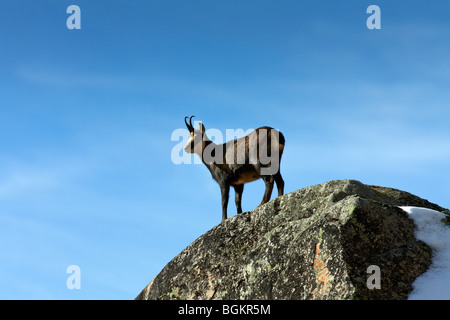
[399,206,450,300]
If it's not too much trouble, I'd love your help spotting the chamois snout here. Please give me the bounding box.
[183,133,195,153]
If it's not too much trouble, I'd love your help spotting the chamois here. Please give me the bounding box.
[183,116,285,223]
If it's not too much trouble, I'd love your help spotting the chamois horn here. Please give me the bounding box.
[185,115,195,132]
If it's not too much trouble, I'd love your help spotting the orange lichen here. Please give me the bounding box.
[313,243,332,291]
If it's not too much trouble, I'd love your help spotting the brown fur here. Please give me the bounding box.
[184,116,285,223]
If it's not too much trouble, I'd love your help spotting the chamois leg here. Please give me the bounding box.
[220,184,230,223]
[273,171,284,197]
[233,184,244,214]
[258,176,274,207]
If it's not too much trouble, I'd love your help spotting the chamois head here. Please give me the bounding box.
[184,115,207,155]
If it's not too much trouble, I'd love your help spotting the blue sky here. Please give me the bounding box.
[0,0,450,299]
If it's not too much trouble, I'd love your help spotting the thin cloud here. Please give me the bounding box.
[16,65,131,89]
[0,171,57,199]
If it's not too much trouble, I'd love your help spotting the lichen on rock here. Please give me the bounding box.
[136,179,446,300]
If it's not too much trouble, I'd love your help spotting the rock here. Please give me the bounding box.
[136,179,449,300]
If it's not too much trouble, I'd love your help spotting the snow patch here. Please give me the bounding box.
[400,206,450,300]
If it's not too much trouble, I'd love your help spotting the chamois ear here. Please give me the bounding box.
[199,122,206,133]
